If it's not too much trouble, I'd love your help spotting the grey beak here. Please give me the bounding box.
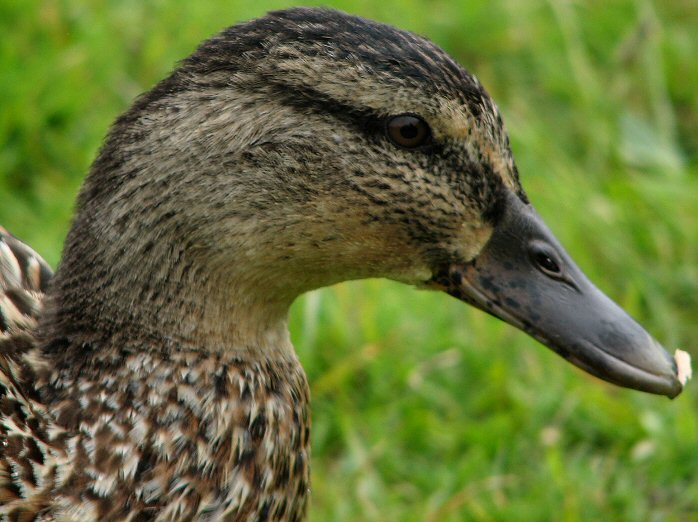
[432,191,683,398]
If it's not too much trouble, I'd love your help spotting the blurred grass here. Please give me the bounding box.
[1,0,697,520]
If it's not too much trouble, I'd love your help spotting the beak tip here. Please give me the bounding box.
[623,342,688,399]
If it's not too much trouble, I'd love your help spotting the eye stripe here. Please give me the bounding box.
[265,82,380,129]
[256,83,438,151]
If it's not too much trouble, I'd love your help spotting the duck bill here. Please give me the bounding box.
[432,192,683,398]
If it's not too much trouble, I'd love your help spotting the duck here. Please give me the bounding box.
[0,7,687,521]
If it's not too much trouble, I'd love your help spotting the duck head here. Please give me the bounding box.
[50,8,684,397]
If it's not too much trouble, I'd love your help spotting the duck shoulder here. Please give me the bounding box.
[0,227,52,332]
[0,228,60,516]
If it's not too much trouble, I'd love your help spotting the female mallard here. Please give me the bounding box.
[0,7,687,521]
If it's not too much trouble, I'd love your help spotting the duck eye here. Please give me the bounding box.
[386,114,430,149]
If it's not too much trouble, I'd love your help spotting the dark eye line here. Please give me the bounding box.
[266,82,443,153]
[268,83,440,153]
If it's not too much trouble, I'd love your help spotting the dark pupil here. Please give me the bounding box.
[400,124,419,140]
[536,253,560,273]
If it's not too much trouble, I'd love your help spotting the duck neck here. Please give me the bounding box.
[35,217,316,515]
[39,224,301,367]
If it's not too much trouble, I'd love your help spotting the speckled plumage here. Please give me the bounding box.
[0,7,525,521]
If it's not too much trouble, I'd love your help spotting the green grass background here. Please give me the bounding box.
[1,0,697,520]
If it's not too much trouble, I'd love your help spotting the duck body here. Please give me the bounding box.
[0,7,685,521]
[1,228,310,520]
